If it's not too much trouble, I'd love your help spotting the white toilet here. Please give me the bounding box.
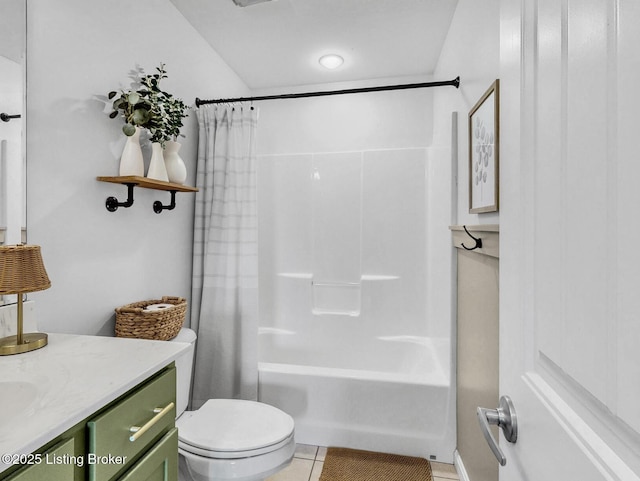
[171,328,295,481]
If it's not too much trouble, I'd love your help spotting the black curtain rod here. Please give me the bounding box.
[195,76,460,107]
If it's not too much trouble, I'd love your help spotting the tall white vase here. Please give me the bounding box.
[163,140,187,184]
[119,127,144,176]
[147,142,169,182]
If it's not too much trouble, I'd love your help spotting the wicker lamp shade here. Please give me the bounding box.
[0,245,51,355]
[0,245,51,294]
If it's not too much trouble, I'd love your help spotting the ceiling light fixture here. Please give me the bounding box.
[319,54,344,70]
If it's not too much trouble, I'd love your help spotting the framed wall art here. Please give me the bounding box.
[468,79,499,214]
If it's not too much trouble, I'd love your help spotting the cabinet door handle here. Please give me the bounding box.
[476,395,518,466]
[129,402,174,442]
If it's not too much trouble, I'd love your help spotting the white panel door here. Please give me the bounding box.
[497,0,640,479]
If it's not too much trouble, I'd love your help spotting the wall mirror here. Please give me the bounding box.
[0,0,27,305]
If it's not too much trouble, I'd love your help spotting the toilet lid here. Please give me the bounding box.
[177,399,295,453]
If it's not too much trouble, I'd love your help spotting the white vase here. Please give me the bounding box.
[163,140,187,184]
[119,127,144,176]
[147,142,169,181]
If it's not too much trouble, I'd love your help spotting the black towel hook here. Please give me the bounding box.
[461,225,483,251]
[1,113,21,122]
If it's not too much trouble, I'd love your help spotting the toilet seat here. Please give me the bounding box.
[177,399,295,460]
[179,432,295,459]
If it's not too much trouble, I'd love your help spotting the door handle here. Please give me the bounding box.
[477,395,518,466]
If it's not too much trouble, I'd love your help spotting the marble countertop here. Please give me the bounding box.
[0,333,190,474]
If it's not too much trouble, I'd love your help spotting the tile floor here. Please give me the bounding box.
[267,444,459,481]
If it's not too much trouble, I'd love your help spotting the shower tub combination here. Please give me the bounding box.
[258,329,454,462]
[257,148,455,462]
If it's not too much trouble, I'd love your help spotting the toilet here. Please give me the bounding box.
[171,328,295,481]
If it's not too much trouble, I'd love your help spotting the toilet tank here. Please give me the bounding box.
[170,327,197,416]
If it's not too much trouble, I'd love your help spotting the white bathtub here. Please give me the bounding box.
[258,331,455,462]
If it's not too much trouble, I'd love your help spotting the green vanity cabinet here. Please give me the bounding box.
[88,366,177,481]
[2,417,87,481]
[117,429,178,481]
[0,364,177,481]
[3,437,78,481]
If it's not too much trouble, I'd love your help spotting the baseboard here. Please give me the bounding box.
[453,449,471,481]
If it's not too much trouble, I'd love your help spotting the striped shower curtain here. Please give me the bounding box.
[191,105,259,406]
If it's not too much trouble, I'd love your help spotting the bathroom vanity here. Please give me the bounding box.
[0,334,189,480]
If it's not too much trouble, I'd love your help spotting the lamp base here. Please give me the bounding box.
[0,333,48,355]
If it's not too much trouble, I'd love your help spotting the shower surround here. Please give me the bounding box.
[257,147,455,462]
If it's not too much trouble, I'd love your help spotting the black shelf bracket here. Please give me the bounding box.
[153,190,177,214]
[105,183,137,212]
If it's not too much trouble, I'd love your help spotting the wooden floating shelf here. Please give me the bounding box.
[96,176,198,193]
[97,176,198,213]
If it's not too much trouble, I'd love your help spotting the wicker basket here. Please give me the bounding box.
[115,296,186,341]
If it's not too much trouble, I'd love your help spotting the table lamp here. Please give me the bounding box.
[0,245,51,355]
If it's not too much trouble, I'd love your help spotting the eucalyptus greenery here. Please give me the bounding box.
[108,64,189,145]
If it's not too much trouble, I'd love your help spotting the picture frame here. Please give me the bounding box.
[468,79,499,214]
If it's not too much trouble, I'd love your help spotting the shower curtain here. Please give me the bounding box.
[191,105,259,406]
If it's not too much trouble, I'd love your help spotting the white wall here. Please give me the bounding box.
[427,0,500,346]
[26,0,250,335]
[22,0,496,342]
[432,0,501,226]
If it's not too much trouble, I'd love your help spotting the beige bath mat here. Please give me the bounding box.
[319,447,433,481]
